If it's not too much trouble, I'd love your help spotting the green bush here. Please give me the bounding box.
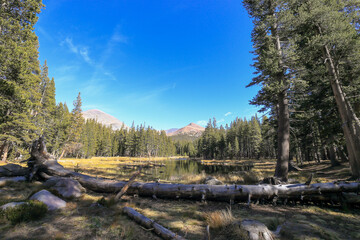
[3,200,48,225]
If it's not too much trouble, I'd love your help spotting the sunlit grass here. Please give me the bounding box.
[205,209,235,229]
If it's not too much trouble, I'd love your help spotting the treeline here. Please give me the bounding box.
[80,120,175,158]
[243,0,360,180]
[196,117,275,160]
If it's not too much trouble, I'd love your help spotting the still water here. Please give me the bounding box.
[118,159,254,181]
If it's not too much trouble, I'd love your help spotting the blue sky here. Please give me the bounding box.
[35,0,260,130]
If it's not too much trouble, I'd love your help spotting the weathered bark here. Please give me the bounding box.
[59,149,66,160]
[270,1,290,182]
[20,138,360,206]
[319,31,360,178]
[1,141,9,162]
[329,144,341,167]
[123,207,186,240]
[338,147,349,162]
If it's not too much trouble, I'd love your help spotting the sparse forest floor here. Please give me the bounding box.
[0,159,359,240]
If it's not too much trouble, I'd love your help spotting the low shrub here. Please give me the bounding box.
[242,171,262,184]
[3,200,48,225]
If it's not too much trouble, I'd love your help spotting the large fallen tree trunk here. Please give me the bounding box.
[2,137,358,206]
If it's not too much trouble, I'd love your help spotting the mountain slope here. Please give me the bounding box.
[165,128,179,135]
[82,109,128,130]
[167,123,205,137]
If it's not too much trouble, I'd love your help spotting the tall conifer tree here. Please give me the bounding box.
[0,0,44,161]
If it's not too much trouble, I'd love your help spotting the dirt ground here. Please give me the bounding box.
[0,159,359,240]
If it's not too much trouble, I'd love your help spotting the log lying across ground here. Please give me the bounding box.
[123,207,186,240]
[1,137,359,206]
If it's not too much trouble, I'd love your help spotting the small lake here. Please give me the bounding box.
[117,158,254,182]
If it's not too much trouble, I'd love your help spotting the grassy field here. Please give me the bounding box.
[0,158,359,239]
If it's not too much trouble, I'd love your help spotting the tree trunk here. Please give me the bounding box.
[338,147,349,162]
[329,144,340,167]
[322,43,360,178]
[59,149,66,160]
[123,207,186,240]
[1,141,9,162]
[271,3,290,182]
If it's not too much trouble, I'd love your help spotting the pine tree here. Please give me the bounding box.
[243,0,291,181]
[59,93,84,158]
[290,0,360,177]
[0,0,44,161]
[37,61,56,151]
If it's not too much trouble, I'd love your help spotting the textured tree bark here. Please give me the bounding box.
[1,141,9,162]
[270,2,290,181]
[123,207,186,240]
[319,35,360,178]
[15,137,359,206]
[329,144,341,167]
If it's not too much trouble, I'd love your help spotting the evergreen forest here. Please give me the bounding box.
[1,1,360,239]
[1,0,360,182]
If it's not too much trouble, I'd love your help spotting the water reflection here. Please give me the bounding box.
[117,159,254,181]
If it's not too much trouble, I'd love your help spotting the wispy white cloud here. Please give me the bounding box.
[63,37,94,64]
[197,120,207,126]
[64,37,78,54]
[225,112,232,117]
[218,118,225,123]
[79,48,92,64]
[61,26,129,100]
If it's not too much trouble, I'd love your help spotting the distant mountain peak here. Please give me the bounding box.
[187,122,202,128]
[167,122,205,137]
[82,109,128,130]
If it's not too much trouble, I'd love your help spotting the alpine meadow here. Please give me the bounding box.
[0,1,360,239]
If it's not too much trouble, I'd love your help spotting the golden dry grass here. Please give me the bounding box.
[1,157,359,239]
[205,209,235,229]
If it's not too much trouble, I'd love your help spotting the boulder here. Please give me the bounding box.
[43,177,85,198]
[29,190,66,210]
[0,176,26,187]
[239,219,274,240]
[204,176,223,185]
[221,220,274,240]
[0,164,28,177]
[0,202,27,210]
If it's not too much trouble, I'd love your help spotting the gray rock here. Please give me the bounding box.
[204,176,223,185]
[0,176,26,187]
[0,164,28,177]
[240,219,274,240]
[29,190,66,210]
[43,177,85,198]
[224,220,274,240]
[0,202,27,210]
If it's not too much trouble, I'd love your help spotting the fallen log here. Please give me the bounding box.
[14,137,359,206]
[123,207,186,240]
[115,167,142,201]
